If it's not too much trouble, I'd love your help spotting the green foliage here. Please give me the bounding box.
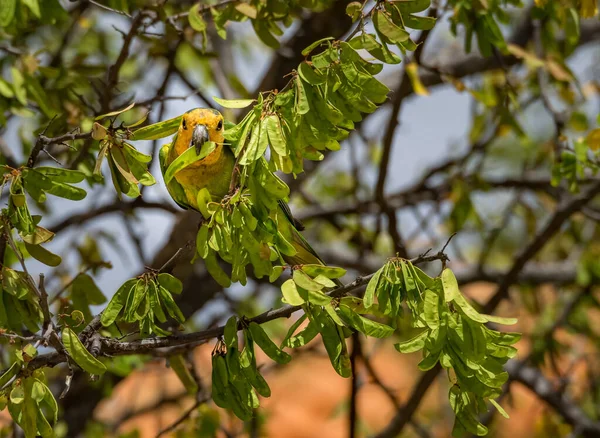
[100,272,184,337]
[364,262,520,437]
[210,316,277,420]
[551,133,600,193]
[92,111,156,198]
[181,0,336,45]
[62,327,107,375]
[191,160,292,286]
[0,352,57,438]
[2,166,86,239]
[0,266,43,333]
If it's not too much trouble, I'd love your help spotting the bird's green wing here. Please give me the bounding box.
[159,142,190,210]
[276,199,326,266]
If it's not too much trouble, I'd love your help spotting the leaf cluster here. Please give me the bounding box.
[184,0,336,47]
[365,263,520,437]
[92,108,156,198]
[211,316,290,420]
[0,267,42,333]
[1,166,87,266]
[100,272,184,337]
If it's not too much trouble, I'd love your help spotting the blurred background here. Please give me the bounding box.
[1,0,600,437]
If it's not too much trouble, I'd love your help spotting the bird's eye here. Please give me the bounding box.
[216,120,223,131]
[182,118,187,130]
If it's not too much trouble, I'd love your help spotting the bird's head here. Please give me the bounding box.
[174,108,225,157]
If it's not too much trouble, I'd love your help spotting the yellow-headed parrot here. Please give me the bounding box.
[159,108,327,268]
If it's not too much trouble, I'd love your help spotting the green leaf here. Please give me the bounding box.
[395,330,427,353]
[284,319,319,349]
[300,265,346,279]
[0,362,20,388]
[280,314,307,348]
[158,285,185,323]
[452,293,488,324]
[324,303,345,326]
[0,0,16,27]
[346,1,362,21]
[489,399,509,419]
[35,167,85,183]
[281,279,305,306]
[211,354,231,409]
[312,274,336,288]
[22,378,37,438]
[350,33,401,64]
[402,13,436,30]
[302,37,334,56]
[252,20,280,48]
[265,114,287,156]
[0,77,14,98]
[130,116,181,140]
[295,77,310,115]
[62,327,107,375]
[441,268,460,302]
[188,4,207,32]
[423,289,440,329]
[24,242,61,267]
[298,62,325,85]
[164,141,216,184]
[224,316,238,350]
[123,279,146,323]
[213,96,255,109]
[248,322,291,364]
[22,0,40,18]
[393,0,430,13]
[95,102,135,121]
[147,281,167,324]
[20,226,54,245]
[312,308,351,378]
[418,349,441,371]
[293,270,325,291]
[481,314,518,325]
[337,305,394,338]
[122,142,152,163]
[157,273,183,294]
[298,286,332,306]
[240,330,271,397]
[373,10,410,44]
[235,2,257,18]
[205,250,231,288]
[101,279,136,326]
[363,268,383,309]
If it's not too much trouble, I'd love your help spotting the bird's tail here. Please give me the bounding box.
[283,224,344,288]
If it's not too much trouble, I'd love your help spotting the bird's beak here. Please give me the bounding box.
[191,124,210,155]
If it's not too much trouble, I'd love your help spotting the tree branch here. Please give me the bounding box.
[21,251,449,374]
[505,360,600,438]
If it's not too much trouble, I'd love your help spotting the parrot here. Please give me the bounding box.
[159,108,329,270]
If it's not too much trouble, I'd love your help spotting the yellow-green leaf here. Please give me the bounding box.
[95,102,135,121]
[62,327,107,375]
[24,242,61,267]
[213,96,255,109]
[130,116,181,140]
[406,62,429,96]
